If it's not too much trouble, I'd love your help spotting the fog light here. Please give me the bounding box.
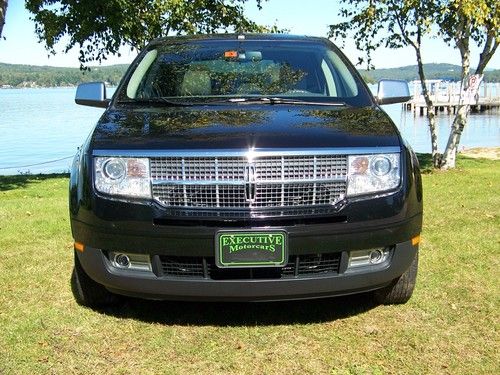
[348,248,391,269]
[109,252,152,272]
[369,249,384,264]
[114,253,130,268]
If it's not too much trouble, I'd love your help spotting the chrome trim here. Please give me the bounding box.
[151,177,347,185]
[93,147,401,158]
[243,163,257,202]
[151,185,347,210]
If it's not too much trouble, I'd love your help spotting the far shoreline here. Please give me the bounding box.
[1,85,77,89]
[1,85,118,90]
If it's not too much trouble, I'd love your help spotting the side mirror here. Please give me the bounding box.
[75,82,110,108]
[376,79,411,105]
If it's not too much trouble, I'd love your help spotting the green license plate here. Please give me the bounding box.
[215,230,288,268]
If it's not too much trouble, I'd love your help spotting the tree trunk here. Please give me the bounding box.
[414,46,439,167]
[0,0,7,39]
[440,105,468,169]
[440,34,471,170]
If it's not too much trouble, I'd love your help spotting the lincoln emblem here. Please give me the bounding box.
[244,163,257,202]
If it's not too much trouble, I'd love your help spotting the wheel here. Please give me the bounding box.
[374,251,418,305]
[71,251,120,307]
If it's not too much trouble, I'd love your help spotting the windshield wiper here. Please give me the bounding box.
[208,97,348,106]
[117,98,194,107]
[118,97,347,107]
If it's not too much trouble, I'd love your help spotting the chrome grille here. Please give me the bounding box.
[151,157,246,181]
[154,185,248,208]
[150,154,347,209]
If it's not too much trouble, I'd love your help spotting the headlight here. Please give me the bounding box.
[94,157,151,198]
[347,153,400,196]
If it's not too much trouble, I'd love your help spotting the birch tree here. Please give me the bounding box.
[329,0,499,169]
[328,0,442,166]
[438,0,499,169]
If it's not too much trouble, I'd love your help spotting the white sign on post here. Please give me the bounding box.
[460,74,484,105]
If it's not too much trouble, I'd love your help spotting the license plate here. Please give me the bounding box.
[215,230,288,268]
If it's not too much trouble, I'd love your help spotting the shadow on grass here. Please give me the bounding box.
[0,173,69,191]
[416,153,433,173]
[95,294,378,327]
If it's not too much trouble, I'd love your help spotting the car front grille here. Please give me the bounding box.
[150,154,348,210]
[158,253,342,280]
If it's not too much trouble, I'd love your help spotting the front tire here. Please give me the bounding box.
[71,251,120,307]
[374,251,418,305]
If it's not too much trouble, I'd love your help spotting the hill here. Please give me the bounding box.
[0,62,128,88]
[0,62,499,88]
[359,63,500,83]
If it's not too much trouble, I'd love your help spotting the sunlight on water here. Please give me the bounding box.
[0,87,498,175]
[383,103,499,153]
[0,87,109,175]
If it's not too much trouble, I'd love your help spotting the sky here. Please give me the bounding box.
[0,0,498,70]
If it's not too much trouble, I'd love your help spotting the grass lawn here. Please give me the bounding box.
[0,156,498,374]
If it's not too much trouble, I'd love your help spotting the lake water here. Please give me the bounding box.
[0,87,499,175]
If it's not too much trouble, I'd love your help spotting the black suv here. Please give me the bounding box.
[70,34,422,307]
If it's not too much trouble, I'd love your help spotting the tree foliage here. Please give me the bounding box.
[437,0,499,76]
[328,0,436,69]
[25,0,274,68]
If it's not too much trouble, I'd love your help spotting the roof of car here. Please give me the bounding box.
[148,33,329,46]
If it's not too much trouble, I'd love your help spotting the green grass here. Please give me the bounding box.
[0,157,498,374]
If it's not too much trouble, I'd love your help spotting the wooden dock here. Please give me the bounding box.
[403,80,500,115]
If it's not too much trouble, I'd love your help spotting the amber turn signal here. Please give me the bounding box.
[74,242,85,252]
[411,235,421,246]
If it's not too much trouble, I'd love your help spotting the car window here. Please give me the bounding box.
[121,40,370,106]
[321,59,337,96]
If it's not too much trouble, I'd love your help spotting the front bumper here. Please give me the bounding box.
[76,238,418,302]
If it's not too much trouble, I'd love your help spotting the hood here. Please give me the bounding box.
[90,104,401,151]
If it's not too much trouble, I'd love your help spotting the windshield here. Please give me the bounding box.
[119,39,372,106]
